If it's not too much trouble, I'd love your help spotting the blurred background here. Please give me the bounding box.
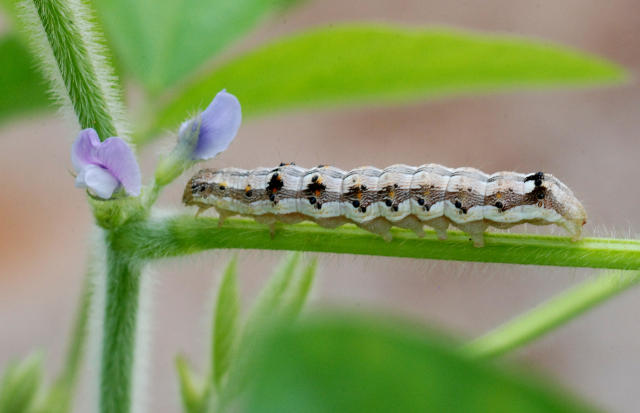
[1,0,639,412]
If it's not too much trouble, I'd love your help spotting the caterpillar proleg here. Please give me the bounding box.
[183,164,587,247]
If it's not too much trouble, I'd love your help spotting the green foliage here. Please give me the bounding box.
[212,256,240,390]
[143,24,627,143]
[462,270,640,360]
[0,35,49,122]
[12,0,638,412]
[0,353,43,413]
[111,217,640,270]
[222,253,317,383]
[0,0,20,17]
[93,0,301,93]
[218,253,317,409]
[242,252,302,334]
[175,356,205,413]
[237,316,596,413]
[278,257,317,322]
[174,254,317,413]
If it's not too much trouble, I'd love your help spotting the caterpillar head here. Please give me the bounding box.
[527,172,587,240]
[183,168,217,206]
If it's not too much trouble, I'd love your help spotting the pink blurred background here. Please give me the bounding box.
[1,0,639,411]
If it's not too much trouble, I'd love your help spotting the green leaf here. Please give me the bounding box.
[142,23,627,143]
[175,355,205,413]
[242,252,301,335]
[234,315,597,413]
[212,256,240,390]
[0,35,50,123]
[279,258,317,322]
[93,0,298,93]
[0,353,43,413]
[231,252,301,356]
[220,253,316,404]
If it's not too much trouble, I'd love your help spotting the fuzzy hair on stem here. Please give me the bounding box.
[109,216,640,270]
[17,2,139,411]
[17,0,129,142]
[100,242,144,413]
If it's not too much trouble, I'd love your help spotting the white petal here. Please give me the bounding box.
[82,165,120,199]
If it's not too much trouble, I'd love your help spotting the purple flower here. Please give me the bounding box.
[182,89,242,160]
[72,128,141,198]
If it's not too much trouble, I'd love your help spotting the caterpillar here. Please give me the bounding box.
[183,163,587,247]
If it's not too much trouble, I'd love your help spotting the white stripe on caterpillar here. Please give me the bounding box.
[183,164,587,247]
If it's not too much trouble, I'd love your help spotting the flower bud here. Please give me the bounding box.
[155,89,241,186]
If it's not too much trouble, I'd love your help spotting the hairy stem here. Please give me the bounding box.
[110,216,640,270]
[461,270,640,359]
[100,244,143,413]
[26,0,125,139]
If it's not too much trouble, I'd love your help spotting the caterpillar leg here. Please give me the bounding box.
[470,232,485,248]
[358,218,393,242]
[254,214,278,238]
[560,219,584,242]
[195,206,211,218]
[453,221,487,248]
[425,217,449,240]
[214,208,232,227]
[396,216,425,238]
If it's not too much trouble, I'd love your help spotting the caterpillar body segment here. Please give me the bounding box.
[184,164,587,247]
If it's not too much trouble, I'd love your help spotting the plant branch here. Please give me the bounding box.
[460,270,640,360]
[100,244,143,413]
[23,0,126,140]
[110,216,640,270]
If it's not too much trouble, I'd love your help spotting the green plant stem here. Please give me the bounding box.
[26,1,136,411]
[110,216,640,270]
[143,180,162,209]
[100,244,143,413]
[30,0,120,139]
[461,270,640,360]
